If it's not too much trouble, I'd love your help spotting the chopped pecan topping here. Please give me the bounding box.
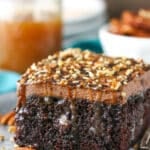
[19,49,149,92]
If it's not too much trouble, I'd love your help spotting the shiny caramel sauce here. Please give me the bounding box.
[0,18,62,73]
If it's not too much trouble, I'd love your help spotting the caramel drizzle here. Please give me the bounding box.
[16,84,26,111]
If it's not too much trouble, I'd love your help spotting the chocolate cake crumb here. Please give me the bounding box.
[15,90,150,150]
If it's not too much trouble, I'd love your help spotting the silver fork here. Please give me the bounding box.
[140,127,150,150]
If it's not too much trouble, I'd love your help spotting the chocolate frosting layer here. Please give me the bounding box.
[17,71,150,107]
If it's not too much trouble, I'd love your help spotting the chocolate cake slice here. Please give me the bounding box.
[15,49,150,150]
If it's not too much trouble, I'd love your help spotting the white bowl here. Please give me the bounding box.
[99,25,150,63]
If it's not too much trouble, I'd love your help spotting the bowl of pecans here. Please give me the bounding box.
[99,9,150,63]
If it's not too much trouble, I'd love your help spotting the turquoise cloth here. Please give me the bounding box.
[0,71,20,94]
[66,38,103,53]
[0,39,103,94]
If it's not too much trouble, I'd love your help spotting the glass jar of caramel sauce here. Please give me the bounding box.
[0,0,62,73]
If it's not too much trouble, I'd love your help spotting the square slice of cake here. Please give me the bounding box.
[15,49,150,150]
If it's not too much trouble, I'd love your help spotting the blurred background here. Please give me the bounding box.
[0,0,150,94]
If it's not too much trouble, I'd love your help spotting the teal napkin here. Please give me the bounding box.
[0,71,20,94]
[66,38,103,53]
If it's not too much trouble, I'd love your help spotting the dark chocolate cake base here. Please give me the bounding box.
[15,89,150,150]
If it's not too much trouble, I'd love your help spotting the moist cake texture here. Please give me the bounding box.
[15,49,150,150]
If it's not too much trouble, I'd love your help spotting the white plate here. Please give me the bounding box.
[63,0,106,24]
[63,0,107,37]
[64,14,107,37]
